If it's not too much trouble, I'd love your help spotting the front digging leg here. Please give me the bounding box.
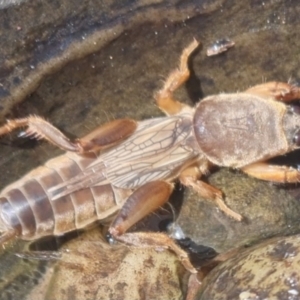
[109,180,197,273]
[242,162,300,183]
[245,81,300,102]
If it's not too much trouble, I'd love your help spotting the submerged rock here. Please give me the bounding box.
[197,235,300,300]
[1,0,300,299]
[173,169,300,254]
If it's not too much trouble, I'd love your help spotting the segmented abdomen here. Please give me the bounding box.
[0,152,128,240]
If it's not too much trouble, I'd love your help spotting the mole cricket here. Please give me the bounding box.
[1,39,300,272]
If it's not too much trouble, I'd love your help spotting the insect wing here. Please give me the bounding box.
[102,116,195,188]
[49,116,194,199]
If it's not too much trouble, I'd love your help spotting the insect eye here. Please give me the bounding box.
[293,129,300,146]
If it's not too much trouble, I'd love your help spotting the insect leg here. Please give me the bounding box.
[109,180,197,273]
[0,116,137,153]
[110,181,173,235]
[185,273,202,300]
[154,39,199,115]
[112,231,197,273]
[245,81,300,102]
[76,118,137,152]
[242,162,300,183]
[179,166,242,221]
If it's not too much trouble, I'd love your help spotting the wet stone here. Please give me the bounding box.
[0,0,300,299]
[197,235,300,300]
[172,168,300,254]
[29,229,188,300]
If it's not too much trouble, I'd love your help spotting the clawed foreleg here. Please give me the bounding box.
[245,81,300,102]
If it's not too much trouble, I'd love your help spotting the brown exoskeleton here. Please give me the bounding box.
[1,40,300,273]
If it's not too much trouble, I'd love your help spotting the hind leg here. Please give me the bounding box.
[0,116,137,153]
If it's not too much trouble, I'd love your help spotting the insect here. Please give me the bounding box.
[1,39,300,273]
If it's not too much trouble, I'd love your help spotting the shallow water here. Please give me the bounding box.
[0,0,300,299]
